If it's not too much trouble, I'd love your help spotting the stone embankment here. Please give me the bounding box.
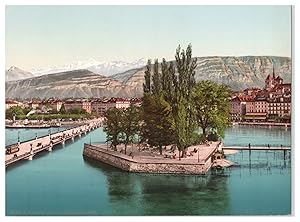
[83,143,221,175]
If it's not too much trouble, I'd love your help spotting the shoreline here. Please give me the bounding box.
[233,122,291,127]
[5,119,100,129]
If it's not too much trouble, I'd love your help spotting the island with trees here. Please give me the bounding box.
[83,44,232,174]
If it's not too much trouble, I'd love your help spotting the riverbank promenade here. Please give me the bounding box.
[5,119,102,167]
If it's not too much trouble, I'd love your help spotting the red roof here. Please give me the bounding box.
[6,100,18,104]
[238,95,255,102]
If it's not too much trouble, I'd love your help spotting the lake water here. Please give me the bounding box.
[5,125,291,215]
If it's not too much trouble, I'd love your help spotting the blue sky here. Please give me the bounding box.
[5,5,291,70]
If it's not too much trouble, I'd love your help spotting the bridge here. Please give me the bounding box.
[5,119,102,167]
[223,146,291,151]
[222,145,291,159]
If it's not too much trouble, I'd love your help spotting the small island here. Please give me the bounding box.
[83,45,233,174]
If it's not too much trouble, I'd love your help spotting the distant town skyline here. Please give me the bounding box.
[6,5,291,70]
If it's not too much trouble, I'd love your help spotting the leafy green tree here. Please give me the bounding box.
[103,108,123,151]
[67,107,86,114]
[142,94,175,155]
[5,106,27,119]
[120,106,141,154]
[192,80,231,139]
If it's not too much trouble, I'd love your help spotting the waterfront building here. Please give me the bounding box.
[64,99,92,114]
[82,100,92,114]
[91,99,114,116]
[112,97,131,109]
[241,95,255,114]
[267,93,291,117]
[254,95,268,113]
[40,99,63,112]
[50,100,63,112]
[91,97,131,116]
[29,100,41,110]
[5,99,19,110]
[230,96,241,121]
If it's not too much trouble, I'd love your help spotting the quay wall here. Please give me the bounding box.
[83,144,212,175]
[236,122,291,127]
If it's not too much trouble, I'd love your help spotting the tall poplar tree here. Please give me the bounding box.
[143,59,152,93]
[172,44,198,158]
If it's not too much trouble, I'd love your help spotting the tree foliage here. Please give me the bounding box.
[171,44,198,157]
[103,106,141,154]
[143,59,152,93]
[141,93,175,154]
[6,106,30,119]
[192,80,231,138]
[140,44,232,158]
[142,44,198,158]
[103,108,124,150]
[120,106,141,154]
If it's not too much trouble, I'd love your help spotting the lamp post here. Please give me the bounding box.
[17,131,20,145]
[48,129,51,139]
[198,148,199,163]
[35,132,37,140]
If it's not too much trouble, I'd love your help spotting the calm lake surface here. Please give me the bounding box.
[5,125,291,216]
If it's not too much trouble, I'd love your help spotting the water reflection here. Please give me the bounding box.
[83,156,230,215]
[223,125,291,147]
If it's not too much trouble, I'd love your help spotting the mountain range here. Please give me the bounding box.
[5,66,34,82]
[5,56,292,99]
[29,58,146,77]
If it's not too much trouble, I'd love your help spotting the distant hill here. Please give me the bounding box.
[5,56,291,99]
[111,56,292,92]
[5,66,34,82]
[5,69,143,99]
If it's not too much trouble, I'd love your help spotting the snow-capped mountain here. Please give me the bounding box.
[5,66,34,82]
[6,56,291,99]
[30,58,146,76]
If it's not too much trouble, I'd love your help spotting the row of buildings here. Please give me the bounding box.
[230,69,291,122]
[5,97,142,116]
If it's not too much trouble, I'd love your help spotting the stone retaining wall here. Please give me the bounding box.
[83,144,213,174]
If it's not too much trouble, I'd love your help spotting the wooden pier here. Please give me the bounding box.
[222,145,291,160]
[5,119,102,167]
[223,146,291,151]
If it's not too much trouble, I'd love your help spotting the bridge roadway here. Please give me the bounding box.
[223,146,291,151]
[5,119,102,167]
